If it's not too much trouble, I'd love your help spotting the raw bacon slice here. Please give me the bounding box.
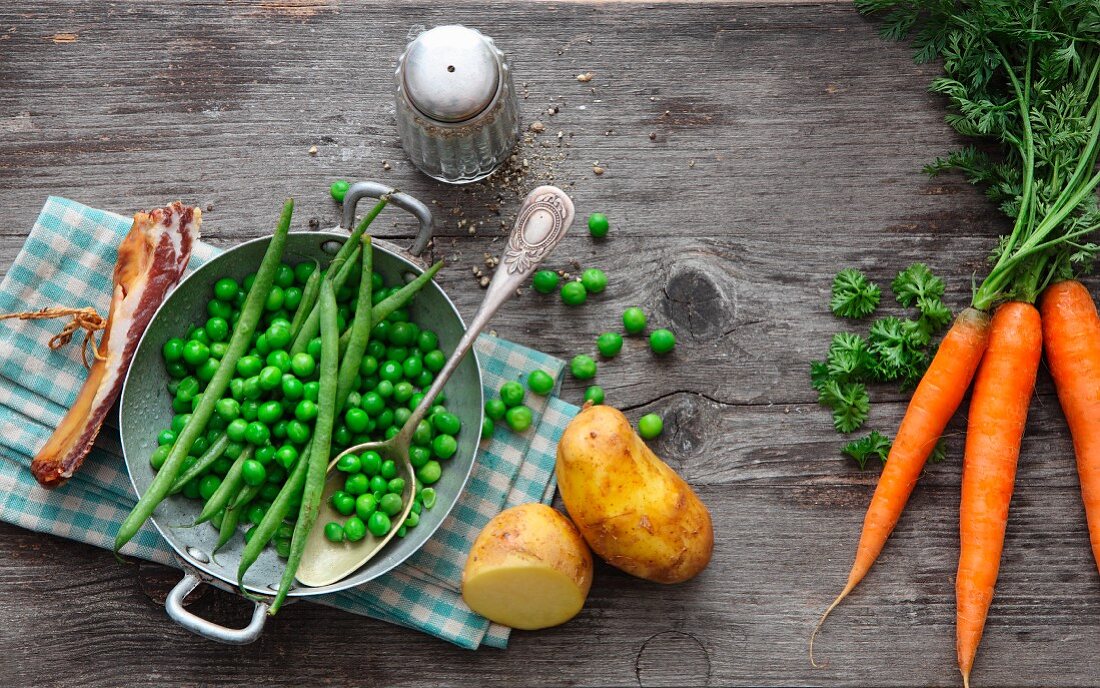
[31,202,200,488]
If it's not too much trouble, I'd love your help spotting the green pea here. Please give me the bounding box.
[570,355,597,380]
[561,281,587,306]
[342,516,366,542]
[408,446,430,468]
[306,337,323,359]
[327,490,353,516]
[241,459,267,486]
[337,453,361,474]
[166,362,189,380]
[378,492,402,517]
[412,419,433,446]
[649,328,676,355]
[171,413,191,434]
[274,263,295,289]
[205,317,229,342]
[324,522,345,543]
[225,418,248,443]
[380,459,398,480]
[527,370,554,396]
[214,398,240,422]
[294,261,316,285]
[208,299,234,320]
[295,399,318,422]
[587,212,610,238]
[361,391,385,416]
[182,479,202,500]
[428,412,459,436]
[405,511,420,528]
[394,407,412,428]
[290,352,316,378]
[241,400,259,421]
[359,451,382,476]
[388,477,406,495]
[367,511,391,537]
[369,474,388,494]
[417,330,439,353]
[505,405,533,433]
[194,474,220,501]
[332,424,352,448]
[481,417,494,440]
[190,328,211,346]
[266,349,291,373]
[274,538,292,559]
[236,354,263,378]
[189,436,210,457]
[330,179,350,202]
[623,307,647,334]
[149,445,171,470]
[344,407,368,433]
[275,444,298,469]
[254,365,279,391]
[283,286,303,312]
[182,340,210,367]
[281,375,304,401]
[303,380,320,402]
[597,332,623,358]
[499,381,525,408]
[638,413,664,439]
[157,428,176,446]
[214,277,239,302]
[195,358,220,384]
[394,381,415,404]
[254,333,271,356]
[423,349,445,373]
[420,487,437,509]
[209,342,229,360]
[432,434,457,460]
[580,268,608,294]
[264,285,285,311]
[417,460,442,485]
[532,270,560,294]
[415,370,435,389]
[345,473,369,495]
[257,401,282,424]
[379,360,403,383]
[244,422,270,446]
[286,419,310,444]
[585,385,605,405]
[402,356,423,380]
[408,393,426,412]
[266,322,292,350]
[355,493,378,520]
[376,408,395,430]
[162,337,185,363]
[213,456,234,475]
[485,398,507,420]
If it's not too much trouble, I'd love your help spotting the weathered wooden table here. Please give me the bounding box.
[1,2,1097,686]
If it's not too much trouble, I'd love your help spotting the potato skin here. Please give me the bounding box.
[462,503,594,629]
[556,404,713,583]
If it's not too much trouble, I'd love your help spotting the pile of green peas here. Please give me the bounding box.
[156,260,459,555]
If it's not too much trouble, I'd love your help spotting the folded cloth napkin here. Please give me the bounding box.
[0,197,578,649]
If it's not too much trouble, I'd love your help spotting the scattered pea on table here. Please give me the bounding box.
[580,268,607,294]
[649,328,677,355]
[587,212,610,238]
[560,281,587,306]
[330,179,350,203]
[596,332,623,358]
[532,270,560,294]
[570,355,597,380]
[638,413,664,439]
[623,307,647,334]
[527,369,555,396]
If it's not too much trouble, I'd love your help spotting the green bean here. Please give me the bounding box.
[115,199,293,553]
[215,483,260,555]
[270,280,339,615]
[195,446,252,524]
[336,236,373,409]
[288,260,321,339]
[289,245,361,356]
[339,261,444,354]
[328,197,387,280]
[237,444,311,596]
[169,433,229,494]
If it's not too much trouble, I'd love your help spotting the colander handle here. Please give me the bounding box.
[341,181,434,257]
[165,571,268,645]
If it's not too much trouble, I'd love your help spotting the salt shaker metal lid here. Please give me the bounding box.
[402,25,500,123]
[395,25,521,184]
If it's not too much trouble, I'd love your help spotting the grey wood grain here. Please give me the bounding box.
[0,1,1097,687]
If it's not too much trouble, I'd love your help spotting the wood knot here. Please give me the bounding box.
[662,265,730,341]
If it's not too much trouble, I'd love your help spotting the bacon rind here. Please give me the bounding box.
[30,202,200,488]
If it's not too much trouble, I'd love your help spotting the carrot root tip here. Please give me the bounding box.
[809,582,855,668]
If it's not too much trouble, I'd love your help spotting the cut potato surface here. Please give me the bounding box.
[462,503,593,630]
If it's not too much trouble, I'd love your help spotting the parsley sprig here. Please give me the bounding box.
[812,264,954,466]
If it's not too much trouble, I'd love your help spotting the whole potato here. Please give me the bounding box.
[556,404,713,583]
[462,503,594,630]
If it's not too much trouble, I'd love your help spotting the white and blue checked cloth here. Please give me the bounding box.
[0,197,578,649]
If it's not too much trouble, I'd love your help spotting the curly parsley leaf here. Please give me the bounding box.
[826,332,874,380]
[831,269,882,319]
[928,438,948,464]
[818,379,871,434]
[842,430,892,470]
[892,263,945,307]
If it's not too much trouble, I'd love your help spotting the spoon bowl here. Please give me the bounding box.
[296,185,575,587]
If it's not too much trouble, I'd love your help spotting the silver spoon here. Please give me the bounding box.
[297,185,575,587]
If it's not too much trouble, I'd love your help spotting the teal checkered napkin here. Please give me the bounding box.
[0,197,578,649]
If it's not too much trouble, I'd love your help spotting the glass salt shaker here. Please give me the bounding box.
[395,25,521,184]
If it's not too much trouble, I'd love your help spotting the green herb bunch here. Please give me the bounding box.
[812,265,952,467]
[857,0,1100,307]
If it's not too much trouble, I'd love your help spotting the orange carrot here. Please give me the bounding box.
[1040,281,1100,573]
[956,302,1042,688]
[811,307,991,663]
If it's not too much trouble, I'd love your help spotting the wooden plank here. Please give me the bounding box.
[0,1,1097,686]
